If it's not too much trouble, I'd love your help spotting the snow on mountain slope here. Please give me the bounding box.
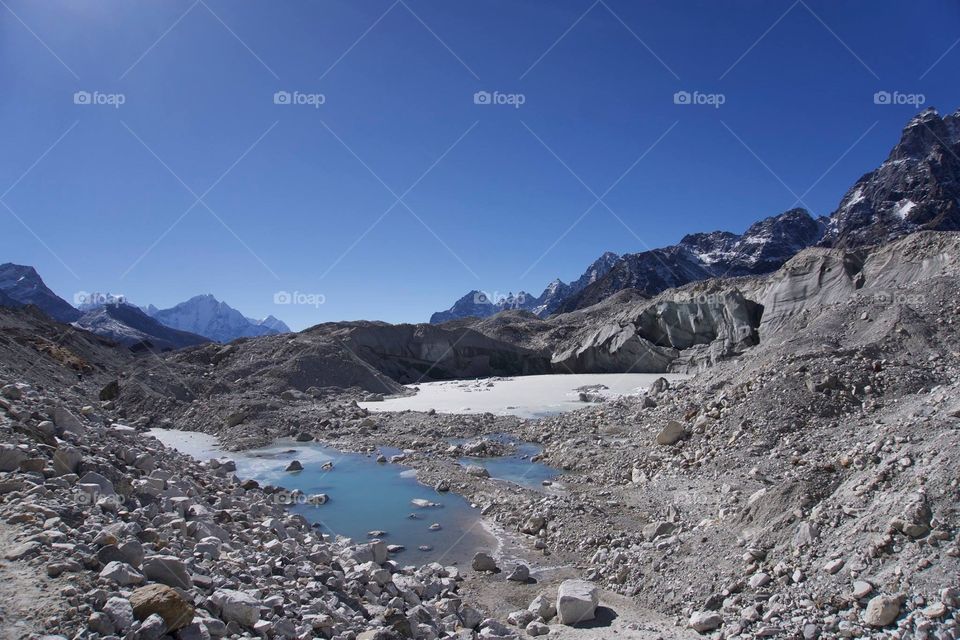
[149,294,288,342]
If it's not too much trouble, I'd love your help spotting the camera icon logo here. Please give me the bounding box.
[873,91,891,105]
[273,291,292,304]
[74,91,92,105]
[274,91,292,105]
[673,91,691,105]
[473,91,492,105]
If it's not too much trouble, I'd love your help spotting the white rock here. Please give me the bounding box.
[689,611,722,633]
[212,589,261,627]
[556,579,599,625]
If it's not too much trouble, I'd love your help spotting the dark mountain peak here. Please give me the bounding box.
[821,105,960,248]
[0,263,80,323]
[891,107,951,161]
[76,303,210,351]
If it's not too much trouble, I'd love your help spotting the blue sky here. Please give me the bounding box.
[1,0,958,329]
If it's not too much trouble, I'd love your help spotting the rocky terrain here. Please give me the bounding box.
[2,227,960,638]
[2,108,960,639]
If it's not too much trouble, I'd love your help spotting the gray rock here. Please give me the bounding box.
[0,444,27,472]
[472,552,498,572]
[99,561,145,586]
[863,594,902,627]
[689,611,723,633]
[556,579,599,625]
[139,613,168,640]
[656,420,688,445]
[506,564,530,582]
[53,406,85,434]
[142,555,192,589]
[53,445,82,476]
[212,589,261,627]
[103,596,135,632]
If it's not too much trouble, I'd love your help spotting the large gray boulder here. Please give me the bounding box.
[212,589,261,627]
[142,555,191,589]
[556,579,599,625]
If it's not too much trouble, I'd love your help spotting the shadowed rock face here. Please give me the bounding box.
[329,322,553,383]
[551,291,762,373]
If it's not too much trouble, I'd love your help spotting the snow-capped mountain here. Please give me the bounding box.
[559,208,824,312]
[429,252,620,324]
[74,304,210,352]
[820,107,960,247]
[148,294,290,343]
[0,263,81,323]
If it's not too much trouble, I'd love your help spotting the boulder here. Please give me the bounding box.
[689,611,722,633]
[507,564,530,582]
[99,561,145,586]
[285,460,303,472]
[556,579,599,625]
[130,584,195,631]
[142,555,192,589]
[656,420,688,445]
[212,589,261,627]
[53,406,85,434]
[0,445,27,472]
[465,464,490,478]
[53,445,82,476]
[471,552,498,572]
[99,380,121,401]
[103,596,135,632]
[863,594,902,627]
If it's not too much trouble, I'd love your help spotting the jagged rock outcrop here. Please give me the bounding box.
[559,209,823,312]
[430,252,619,323]
[325,321,552,383]
[821,108,960,248]
[0,263,81,323]
[551,289,762,373]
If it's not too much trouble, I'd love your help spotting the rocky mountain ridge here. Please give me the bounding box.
[434,107,960,320]
[429,251,620,323]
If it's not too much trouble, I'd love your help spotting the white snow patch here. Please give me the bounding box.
[895,200,917,220]
[360,373,689,418]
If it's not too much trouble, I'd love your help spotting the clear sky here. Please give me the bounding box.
[1,0,958,329]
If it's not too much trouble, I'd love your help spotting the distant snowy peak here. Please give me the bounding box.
[252,315,291,334]
[821,107,960,248]
[75,304,209,352]
[149,294,289,343]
